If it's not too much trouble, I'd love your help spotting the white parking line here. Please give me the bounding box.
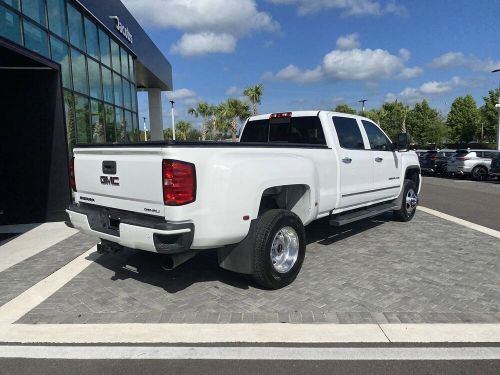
[0,222,78,272]
[0,247,99,324]
[0,323,388,343]
[418,206,500,239]
[0,323,499,344]
[0,345,499,360]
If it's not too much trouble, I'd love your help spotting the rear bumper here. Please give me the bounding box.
[66,204,194,254]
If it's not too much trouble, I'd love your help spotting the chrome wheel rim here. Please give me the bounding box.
[405,188,418,214]
[270,226,299,273]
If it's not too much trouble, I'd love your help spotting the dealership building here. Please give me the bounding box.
[0,0,172,225]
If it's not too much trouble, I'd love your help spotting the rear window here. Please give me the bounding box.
[454,150,469,157]
[424,150,438,158]
[240,116,326,145]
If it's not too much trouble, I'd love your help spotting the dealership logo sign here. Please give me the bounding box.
[109,16,133,44]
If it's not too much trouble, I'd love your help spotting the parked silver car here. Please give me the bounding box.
[447,149,500,181]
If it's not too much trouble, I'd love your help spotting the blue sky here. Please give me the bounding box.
[123,0,500,130]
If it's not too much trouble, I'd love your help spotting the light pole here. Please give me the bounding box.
[142,116,147,142]
[358,99,367,115]
[492,69,500,150]
[169,100,176,141]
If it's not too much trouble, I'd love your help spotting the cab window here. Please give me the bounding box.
[361,120,393,151]
[332,116,365,150]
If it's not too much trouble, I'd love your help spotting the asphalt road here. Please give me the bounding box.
[1,358,499,375]
[420,176,500,231]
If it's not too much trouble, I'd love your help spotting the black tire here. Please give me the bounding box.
[393,179,418,222]
[252,209,306,289]
[471,166,488,181]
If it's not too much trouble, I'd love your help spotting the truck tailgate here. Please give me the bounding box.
[73,147,166,217]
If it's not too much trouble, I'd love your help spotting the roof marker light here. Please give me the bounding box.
[270,112,292,119]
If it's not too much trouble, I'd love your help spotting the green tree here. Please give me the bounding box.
[188,101,211,140]
[175,120,192,140]
[139,130,151,142]
[364,108,385,125]
[447,95,481,142]
[163,127,173,140]
[64,92,77,152]
[406,100,447,145]
[243,84,264,115]
[377,101,409,139]
[479,88,500,142]
[186,128,202,141]
[218,99,251,141]
[333,104,357,115]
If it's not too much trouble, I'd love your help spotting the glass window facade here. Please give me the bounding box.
[4,0,19,9]
[23,19,49,57]
[0,4,22,44]
[67,3,84,51]
[110,38,120,73]
[87,58,101,99]
[47,0,66,39]
[0,0,140,149]
[98,29,110,67]
[84,16,98,60]
[22,0,46,26]
[50,35,71,88]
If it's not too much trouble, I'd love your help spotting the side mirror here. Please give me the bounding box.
[394,133,409,151]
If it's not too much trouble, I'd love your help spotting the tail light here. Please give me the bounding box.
[162,160,196,206]
[430,155,437,160]
[69,157,76,192]
[455,156,470,161]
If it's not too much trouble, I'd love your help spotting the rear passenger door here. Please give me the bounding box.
[361,120,401,201]
[332,116,374,208]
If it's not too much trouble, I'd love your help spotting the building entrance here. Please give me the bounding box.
[0,39,70,225]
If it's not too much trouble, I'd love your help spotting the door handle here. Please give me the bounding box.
[342,157,352,164]
[375,157,383,162]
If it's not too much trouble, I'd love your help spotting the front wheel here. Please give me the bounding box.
[393,179,418,222]
[471,166,488,181]
[252,209,306,289]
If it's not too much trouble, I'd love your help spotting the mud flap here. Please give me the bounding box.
[217,219,257,275]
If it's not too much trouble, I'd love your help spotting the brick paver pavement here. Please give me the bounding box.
[13,211,500,324]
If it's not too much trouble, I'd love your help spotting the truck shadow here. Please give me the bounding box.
[91,213,393,293]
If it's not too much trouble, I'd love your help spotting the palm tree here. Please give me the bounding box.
[188,101,211,140]
[175,120,192,140]
[243,84,264,115]
[219,99,251,142]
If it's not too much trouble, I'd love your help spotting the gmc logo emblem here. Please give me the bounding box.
[100,176,120,186]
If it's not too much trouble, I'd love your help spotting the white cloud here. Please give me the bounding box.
[263,36,422,84]
[266,0,406,17]
[170,33,236,56]
[431,51,500,72]
[122,0,278,56]
[165,88,199,105]
[398,66,423,79]
[225,86,242,96]
[336,33,360,50]
[385,76,466,103]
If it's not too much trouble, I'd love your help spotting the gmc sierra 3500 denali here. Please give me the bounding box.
[67,111,421,289]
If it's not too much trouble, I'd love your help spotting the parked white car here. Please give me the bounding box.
[447,149,500,181]
[67,111,421,289]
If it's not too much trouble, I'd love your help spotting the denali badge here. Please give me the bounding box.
[100,176,120,186]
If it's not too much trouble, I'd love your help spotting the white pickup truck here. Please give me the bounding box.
[67,111,420,289]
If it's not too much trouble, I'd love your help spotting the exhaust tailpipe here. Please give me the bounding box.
[161,251,198,271]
